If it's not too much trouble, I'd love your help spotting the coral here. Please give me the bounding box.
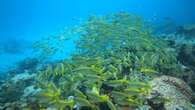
[159,24,195,46]
[157,25,195,89]
[178,44,195,70]
[0,71,38,109]
[176,24,195,38]
[136,105,151,110]
[23,85,41,97]
[149,75,195,110]
[11,71,35,83]
[0,71,35,102]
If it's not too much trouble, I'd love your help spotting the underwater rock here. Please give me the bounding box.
[149,75,195,110]
[0,82,24,103]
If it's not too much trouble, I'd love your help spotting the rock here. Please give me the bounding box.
[149,75,195,110]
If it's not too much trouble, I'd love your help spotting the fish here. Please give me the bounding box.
[105,79,129,87]
[74,97,91,107]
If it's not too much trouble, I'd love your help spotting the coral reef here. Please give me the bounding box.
[158,24,195,91]
[0,71,37,109]
[0,12,195,110]
[176,24,195,38]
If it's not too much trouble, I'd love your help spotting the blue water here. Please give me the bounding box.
[0,0,194,72]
